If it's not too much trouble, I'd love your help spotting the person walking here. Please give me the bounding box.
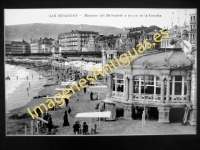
[57,74,59,80]
[27,76,28,80]
[43,113,48,127]
[83,87,86,94]
[73,121,80,135]
[68,107,71,115]
[82,122,88,135]
[64,98,69,107]
[63,111,70,126]
[90,91,93,100]
[76,94,79,102]
[32,74,33,79]
[17,76,18,80]
[47,115,53,134]
[27,87,29,95]
[29,82,31,89]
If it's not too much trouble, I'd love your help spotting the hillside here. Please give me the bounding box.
[5,23,124,41]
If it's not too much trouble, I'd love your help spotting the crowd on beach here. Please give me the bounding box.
[7,59,102,135]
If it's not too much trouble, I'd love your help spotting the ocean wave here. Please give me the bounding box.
[5,65,30,97]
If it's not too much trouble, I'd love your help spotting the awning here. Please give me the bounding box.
[88,85,108,93]
[75,111,111,118]
[102,99,115,104]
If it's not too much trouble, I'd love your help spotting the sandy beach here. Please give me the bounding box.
[6,63,196,135]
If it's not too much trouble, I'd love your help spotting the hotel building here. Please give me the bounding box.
[58,30,98,52]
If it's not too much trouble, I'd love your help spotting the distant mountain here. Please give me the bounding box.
[144,25,162,33]
[5,23,124,41]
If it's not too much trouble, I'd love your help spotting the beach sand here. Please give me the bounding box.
[6,64,196,135]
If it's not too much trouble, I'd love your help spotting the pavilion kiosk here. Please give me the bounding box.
[75,111,111,134]
[100,99,116,121]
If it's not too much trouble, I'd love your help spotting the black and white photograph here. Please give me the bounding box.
[4,8,197,136]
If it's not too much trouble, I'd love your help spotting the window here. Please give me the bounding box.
[170,76,187,95]
[133,75,161,95]
[112,74,125,92]
[133,76,139,93]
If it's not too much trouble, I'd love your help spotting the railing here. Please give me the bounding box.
[190,20,196,24]
[133,94,161,103]
[111,91,126,100]
[169,95,189,103]
[132,94,190,104]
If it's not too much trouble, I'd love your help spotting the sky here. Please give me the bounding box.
[5,8,196,29]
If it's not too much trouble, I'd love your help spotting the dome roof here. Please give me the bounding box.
[130,50,191,68]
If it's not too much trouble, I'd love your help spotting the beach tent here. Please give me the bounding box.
[75,111,111,131]
[101,99,116,121]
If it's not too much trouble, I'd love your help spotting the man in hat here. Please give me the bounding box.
[82,122,88,135]
[83,87,86,94]
[73,121,80,135]
[68,107,71,115]
[90,91,93,100]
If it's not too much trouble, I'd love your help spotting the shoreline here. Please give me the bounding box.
[6,63,61,135]
[6,64,47,114]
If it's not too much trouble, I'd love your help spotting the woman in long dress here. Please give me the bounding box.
[63,111,70,126]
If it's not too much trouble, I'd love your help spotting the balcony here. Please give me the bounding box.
[133,94,161,103]
[169,95,189,103]
[190,20,196,24]
[111,91,126,100]
[132,94,189,104]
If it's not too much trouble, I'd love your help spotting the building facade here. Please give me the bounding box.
[5,41,12,54]
[189,13,196,43]
[30,39,40,53]
[58,30,99,52]
[39,37,54,53]
[95,34,118,51]
[102,47,196,125]
[85,35,95,51]
[6,40,30,54]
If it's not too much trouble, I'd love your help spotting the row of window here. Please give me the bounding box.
[190,25,196,30]
[60,33,96,39]
[112,75,188,96]
[59,38,79,42]
[190,15,196,21]
[61,42,78,46]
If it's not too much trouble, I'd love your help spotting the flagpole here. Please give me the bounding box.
[142,75,146,133]
[143,75,146,125]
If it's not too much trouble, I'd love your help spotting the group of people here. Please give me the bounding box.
[43,112,53,133]
[73,121,89,135]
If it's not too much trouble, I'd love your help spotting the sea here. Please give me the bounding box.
[5,64,47,114]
